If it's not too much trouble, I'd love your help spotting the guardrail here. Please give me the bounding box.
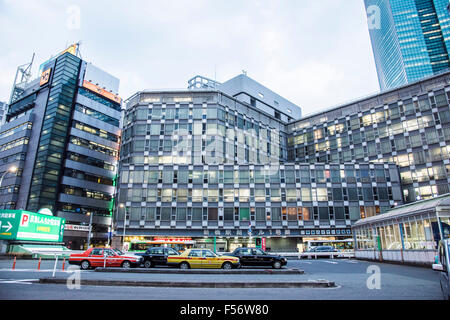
[296,252,355,259]
[217,251,355,259]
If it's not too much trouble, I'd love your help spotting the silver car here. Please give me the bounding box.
[432,239,450,300]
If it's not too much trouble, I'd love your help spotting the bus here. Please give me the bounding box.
[305,239,354,252]
[125,237,196,253]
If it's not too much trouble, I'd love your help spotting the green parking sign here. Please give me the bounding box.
[0,210,65,242]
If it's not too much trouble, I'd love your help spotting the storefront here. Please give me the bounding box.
[353,194,450,266]
[122,234,353,253]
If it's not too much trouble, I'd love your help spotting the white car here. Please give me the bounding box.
[432,239,450,300]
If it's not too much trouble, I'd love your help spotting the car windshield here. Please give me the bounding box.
[112,249,124,255]
[203,250,217,258]
[253,248,266,255]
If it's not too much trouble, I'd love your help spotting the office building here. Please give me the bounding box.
[116,75,404,252]
[0,46,122,249]
[365,0,450,90]
[288,70,450,204]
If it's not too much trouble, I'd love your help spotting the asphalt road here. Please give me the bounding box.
[0,258,444,300]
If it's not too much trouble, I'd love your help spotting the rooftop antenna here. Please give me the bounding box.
[76,41,83,59]
[214,64,217,89]
[242,70,247,76]
[9,53,35,104]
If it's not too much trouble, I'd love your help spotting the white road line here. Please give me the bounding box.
[0,279,38,285]
[0,268,87,272]
[322,260,338,264]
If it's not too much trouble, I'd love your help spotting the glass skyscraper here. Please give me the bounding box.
[365,0,450,90]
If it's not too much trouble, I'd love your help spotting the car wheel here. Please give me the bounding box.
[179,262,190,270]
[222,262,233,270]
[144,260,153,268]
[80,260,90,270]
[272,261,282,269]
[122,261,132,269]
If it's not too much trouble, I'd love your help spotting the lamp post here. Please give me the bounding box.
[119,203,127,251]
[0,166,18,188]
[87,212,93,248]
[0,166,18,209]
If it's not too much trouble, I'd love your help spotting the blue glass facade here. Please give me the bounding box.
[365,0,450,90]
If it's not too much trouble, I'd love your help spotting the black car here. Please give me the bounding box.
[229,247,287,269]
[136,247,180,268]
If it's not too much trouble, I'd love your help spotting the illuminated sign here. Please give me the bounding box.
[65,224,90,232]
[59,43,78,57]
[38,208,53,216]
[152,237,193,243]
[0,210,65,242]
[39,68,52,86]
[82,80,122,104]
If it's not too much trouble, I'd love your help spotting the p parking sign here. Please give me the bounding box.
[0,210,65,242]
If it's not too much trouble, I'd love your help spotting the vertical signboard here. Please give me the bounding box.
[261,237,266,251]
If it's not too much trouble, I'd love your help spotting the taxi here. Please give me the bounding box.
[69,247,143,270]
[166,248,240,269]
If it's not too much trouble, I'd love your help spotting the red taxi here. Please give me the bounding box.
[69,247,143,270]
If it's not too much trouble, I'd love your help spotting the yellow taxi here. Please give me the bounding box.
[167,248,240,269]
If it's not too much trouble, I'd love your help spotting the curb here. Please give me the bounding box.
[39,278,335,288]
[94,267,304,275]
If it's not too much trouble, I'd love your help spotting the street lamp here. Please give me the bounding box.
[119,203,128,251]
[0,166,18,209]
[86,212,93,248]
[0,166,18,188]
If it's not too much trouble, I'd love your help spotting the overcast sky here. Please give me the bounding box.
[0,0,379,117]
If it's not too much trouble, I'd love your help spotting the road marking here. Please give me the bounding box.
[322,261,338,264]
[345,260,358,264]
[0,268,88,272]
[0,279,38,285]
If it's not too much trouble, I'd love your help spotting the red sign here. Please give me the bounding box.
[153,237,192,243]
[261,237,266,251]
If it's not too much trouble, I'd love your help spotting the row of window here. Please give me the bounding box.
[120,185,395,203]
[119,165,398,185]
[0,137,28,152]
[119,205,390,223]
[289,90,448,132]
[0,122,32,141]
[291,112,447,148]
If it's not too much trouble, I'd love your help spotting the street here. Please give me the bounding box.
[0,258,444,300]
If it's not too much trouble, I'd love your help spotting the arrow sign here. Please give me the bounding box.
[1,221,12,232]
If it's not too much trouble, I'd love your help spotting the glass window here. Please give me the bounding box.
[239,207,250,221]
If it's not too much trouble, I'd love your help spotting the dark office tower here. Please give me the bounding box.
[27,53,81,212]
[365,0,450,90]
[0,45,122,248]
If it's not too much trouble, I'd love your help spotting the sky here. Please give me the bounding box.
[0,0,379,117]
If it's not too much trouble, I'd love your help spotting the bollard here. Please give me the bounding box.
[12,256,16,270]
[62,258,66,271]
[52,255,58,277]
[37,257,41,271]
